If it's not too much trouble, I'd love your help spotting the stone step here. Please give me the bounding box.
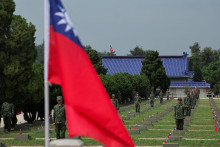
[128,129,140,134]
[169,136,183,141]
[163,143,179,147]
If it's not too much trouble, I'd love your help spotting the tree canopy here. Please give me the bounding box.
[129,46,146,56]
[85,45,108,75]
[141,50,170,93]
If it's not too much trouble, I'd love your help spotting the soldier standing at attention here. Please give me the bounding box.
[1,101,14,132]
[166,90,170,100]
[174,98,185,130]
[184,92,191,116]
[191,91,196,109]
[111,94,119,111]
[134,92,141,112]
[159,90,163,104]
[53,96,66,139]
[150,91,155,107]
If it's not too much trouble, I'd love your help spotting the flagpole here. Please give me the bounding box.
[44,0,50,147]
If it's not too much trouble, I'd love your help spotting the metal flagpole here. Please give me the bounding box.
[44,0,50,147]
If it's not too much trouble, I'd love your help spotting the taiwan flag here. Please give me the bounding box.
[110,45,113,52]
[45,0,134,147]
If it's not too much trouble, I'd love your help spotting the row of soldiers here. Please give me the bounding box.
[174,88,200,130]
[111,89,171,113]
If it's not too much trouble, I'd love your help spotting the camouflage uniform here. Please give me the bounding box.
[111,98,119,110]
[191,92,196,109]
[174,98,185,130]
[184,94,192,116]
[150,93,155,107]
[1,102,14,132]
[134,95,141,112]
[159,91,163,104]
[117,91,122,104]
[166,91,170,100]
[53,96,66,139]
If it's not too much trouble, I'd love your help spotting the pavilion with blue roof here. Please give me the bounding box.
[102,52,210,98]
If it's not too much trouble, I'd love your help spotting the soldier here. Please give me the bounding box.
[191,91,196,109]
[117,90,122,104]
[166,89,170,100]
[159,90,163,104]
[184,92,192,116]
[150,91,155,107]
[174,98,185,130]
[1,101,14,132]
[111,94,119,110]
[53,96,66,139]
[134,92,141,112]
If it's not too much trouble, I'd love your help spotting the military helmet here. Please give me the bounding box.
[136,92,139,94]
[112,94,115,97]
[178,98,182,101]
[57,96,63,101]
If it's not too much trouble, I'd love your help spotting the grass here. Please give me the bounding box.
[0,99,220,146]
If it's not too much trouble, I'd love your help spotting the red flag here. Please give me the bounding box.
[46,0,134,147]
[215,127,218,132]
[110,45,113,52]
[214,122,217,127]
[133,126,136,130]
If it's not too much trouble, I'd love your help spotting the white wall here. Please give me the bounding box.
[169,87,208,98]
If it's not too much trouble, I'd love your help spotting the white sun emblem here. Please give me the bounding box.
[55,5,77,36]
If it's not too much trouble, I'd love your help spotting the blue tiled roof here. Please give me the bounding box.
[170,82,210,87]
[102,53,192,78]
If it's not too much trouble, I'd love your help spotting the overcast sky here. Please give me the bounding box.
[14,0,220,56]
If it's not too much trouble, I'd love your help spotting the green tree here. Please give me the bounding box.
[99,73,151,103]
[36,42,44,64]
[0,0,15,102]
[200,47,213,67]
[202,61,220,88]
[85,45,108,75]
[188,42,203,81]
[0,9,37,124]
[141,50,170,93]
[193,65,203,82]
[2,15,37,104]
[129,45,145,56]
[189,42,200,57]
[23,63,44,123]
[99,51,116,56]
[213,82,220,95]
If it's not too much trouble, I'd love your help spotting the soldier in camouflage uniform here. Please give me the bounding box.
[134,92,141,112]
[166,90,170,100]
[1,102,14,132]
[174,98,185,130]
[111,94,119,110]
[184,92,192,116]
[191,91,196,109]
[159,90,163,104]
[150,91,155,107]
[53,96,66,139]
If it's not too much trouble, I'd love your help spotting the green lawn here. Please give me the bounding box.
[0,99,220,146]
